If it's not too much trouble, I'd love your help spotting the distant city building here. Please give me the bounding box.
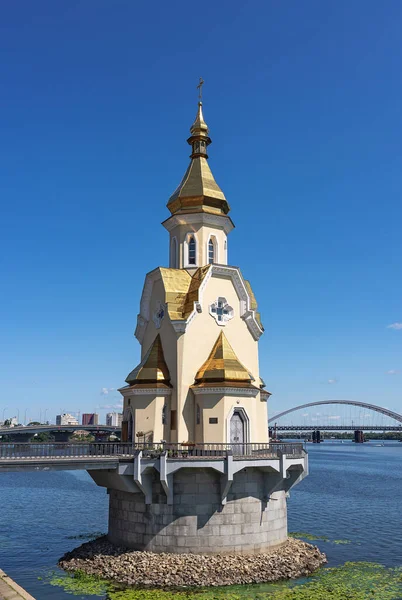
[1,417,19,428]
[82,413,99,426]
[106,412,123,427]
[56,413,79,426]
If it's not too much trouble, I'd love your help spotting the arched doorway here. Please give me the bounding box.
[230,410,245,446]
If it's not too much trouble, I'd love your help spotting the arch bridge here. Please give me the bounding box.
[270,400,402,440]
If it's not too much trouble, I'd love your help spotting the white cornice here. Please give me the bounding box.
[170,320,187,334]
[119,386,172,397]
[162,213,234,235]
[192,386,259,397]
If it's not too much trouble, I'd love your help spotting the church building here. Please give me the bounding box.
[89,90,307,554]
[120,97,271,447]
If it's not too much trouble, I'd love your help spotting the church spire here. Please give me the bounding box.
[167,80,230,217]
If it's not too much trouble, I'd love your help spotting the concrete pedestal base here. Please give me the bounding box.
[108,467,287,554]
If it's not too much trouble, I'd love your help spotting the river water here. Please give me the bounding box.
[0,441,400,598]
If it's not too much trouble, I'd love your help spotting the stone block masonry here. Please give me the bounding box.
[108,467,288,554]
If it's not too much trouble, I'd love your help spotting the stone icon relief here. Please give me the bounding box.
[209,296,234,326]
[152,300,166,329]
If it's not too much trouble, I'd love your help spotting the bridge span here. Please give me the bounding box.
[270,400,402,424]
[273,424,401,432]
[0,424,121,442]
[269,399,402,442]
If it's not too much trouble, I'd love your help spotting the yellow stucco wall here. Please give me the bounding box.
[122,268,268,445]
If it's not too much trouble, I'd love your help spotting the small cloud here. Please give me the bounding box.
[302,413,309,417]
[100,387,115,396]
[386,369,400,375]
[327,378,338,384]
[387,322,402,330]
[328,415,341,420]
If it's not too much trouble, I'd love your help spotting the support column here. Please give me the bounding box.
[354,430,364,443]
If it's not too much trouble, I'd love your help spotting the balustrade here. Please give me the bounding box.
[0,441,305,461]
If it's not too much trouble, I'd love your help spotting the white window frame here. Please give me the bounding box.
[207,234,218,265]
[209,296,234,326]
[184,232,198,268]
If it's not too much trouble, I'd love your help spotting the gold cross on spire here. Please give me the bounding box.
[197,77,204,101]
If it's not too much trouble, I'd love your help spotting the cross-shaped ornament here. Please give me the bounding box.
[216,300,229,322]
[197,77,204,101]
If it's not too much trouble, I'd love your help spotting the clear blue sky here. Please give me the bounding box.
[1,0,401,424]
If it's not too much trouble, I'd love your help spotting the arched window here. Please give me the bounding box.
[162,403,166,425]
[208,235,217,264]
[208,239,214,264]
[188,235,196,265]
[170,237,178,268]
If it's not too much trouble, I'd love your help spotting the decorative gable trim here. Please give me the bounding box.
[135,265,263,342]
[211,266,264,340]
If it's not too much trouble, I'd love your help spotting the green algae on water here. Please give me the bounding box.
[49,562,402,599]
[48,570,108,596]
[289,532,352,545]
[288,531,329,542]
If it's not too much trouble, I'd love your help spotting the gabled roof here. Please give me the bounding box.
[136,265,264,344]
[194,331,254,384]
[159,265,211,321]
[125,334,171,386]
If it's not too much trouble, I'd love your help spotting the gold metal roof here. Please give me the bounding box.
[154,267,262,328]
[194,331,253,384]
[190,102,209,136]
[167,101,230,216]
[167,157,229,216]
[125,334,171,385]
[159,266,211,321]
[159,268,192,320]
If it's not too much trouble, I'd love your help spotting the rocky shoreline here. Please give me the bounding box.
[59,536,327,588]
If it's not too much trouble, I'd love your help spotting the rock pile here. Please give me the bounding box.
[59,537,327,588]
